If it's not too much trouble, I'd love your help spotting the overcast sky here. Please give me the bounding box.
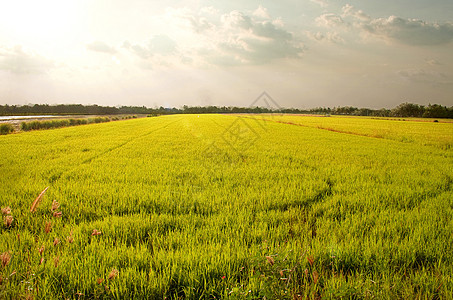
[1,0,452,109]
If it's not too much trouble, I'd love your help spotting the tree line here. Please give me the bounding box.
[0,102,452,118]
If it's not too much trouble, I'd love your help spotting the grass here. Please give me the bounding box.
[0,114,452,299]
[20,117,111,132]
[264,114,453,150]
[0,124,14,135]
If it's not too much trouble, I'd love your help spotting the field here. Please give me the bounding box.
[1,114,452,299]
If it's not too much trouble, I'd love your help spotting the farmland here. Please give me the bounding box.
[1,114,452,299]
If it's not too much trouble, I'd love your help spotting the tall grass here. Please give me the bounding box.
[0,124,14,135]
[20,117,110,132]
[0,114,452,298]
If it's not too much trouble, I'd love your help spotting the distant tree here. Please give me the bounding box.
[423,104,449,118]
[372,108,391,117]
[391,102,425,117]
[0,102,452,118]
[353,108,373,116]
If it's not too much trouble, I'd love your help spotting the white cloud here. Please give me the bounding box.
[253,5,271,19]
[316,5,453,46]
[341,4,370,22]
[159,7,304,66]
[316,13,346,28]
[0,45,54,74]
[199,6,219,16]
[86,41,117,54]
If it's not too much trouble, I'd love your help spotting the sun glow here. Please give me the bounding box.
[0,0,79,43]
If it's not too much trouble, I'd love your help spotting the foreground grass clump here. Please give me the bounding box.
[20,117,111,132]
[0,114,452,299]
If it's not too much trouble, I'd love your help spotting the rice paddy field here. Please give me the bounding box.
[1,114,452,299]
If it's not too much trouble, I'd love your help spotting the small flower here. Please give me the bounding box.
[1,252,11,268]
[92,229,102,236]
[108,269,118,280]
[221,276,226,280]
[4,216,13,228]
[1,206,11,215]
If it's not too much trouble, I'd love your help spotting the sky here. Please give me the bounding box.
[0,0,452,109]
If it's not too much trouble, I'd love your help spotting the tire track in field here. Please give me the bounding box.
[239,115,453,152]
[81,117,182,165]
[48,117,182,184]
[237,115,387,140]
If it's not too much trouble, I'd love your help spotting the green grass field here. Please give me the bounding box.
[1,114,452,299]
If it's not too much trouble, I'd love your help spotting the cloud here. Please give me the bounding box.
[425,59,441,66]
[397,69,451,85]
[124,35,177,59]
[253,5,271,19]
[0,45,54,74]
[86,41,117,54]
[306,31,344,44]
[310,0,328,8]
[316,13,346,28]
[187,8,303,65]
[341,4,370,22]
[315,5,453,46]
[122,35,180,69]
[122,6,303,68]
[363,16,453,46]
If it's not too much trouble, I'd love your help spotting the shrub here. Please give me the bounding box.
[21,117,108,132]
[0,123,14,135]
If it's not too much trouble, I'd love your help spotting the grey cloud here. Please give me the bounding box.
[310,0,328,8]
[364,16,453,46]
[397,69,451,85]
[196,10,304,65]
[425,59,441,66]
[86,41,117,54]
[0,46,54,74]
[124,7,302,67]
[306,31,344,44]
[125,35,177,59]
[185,15,213,33]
